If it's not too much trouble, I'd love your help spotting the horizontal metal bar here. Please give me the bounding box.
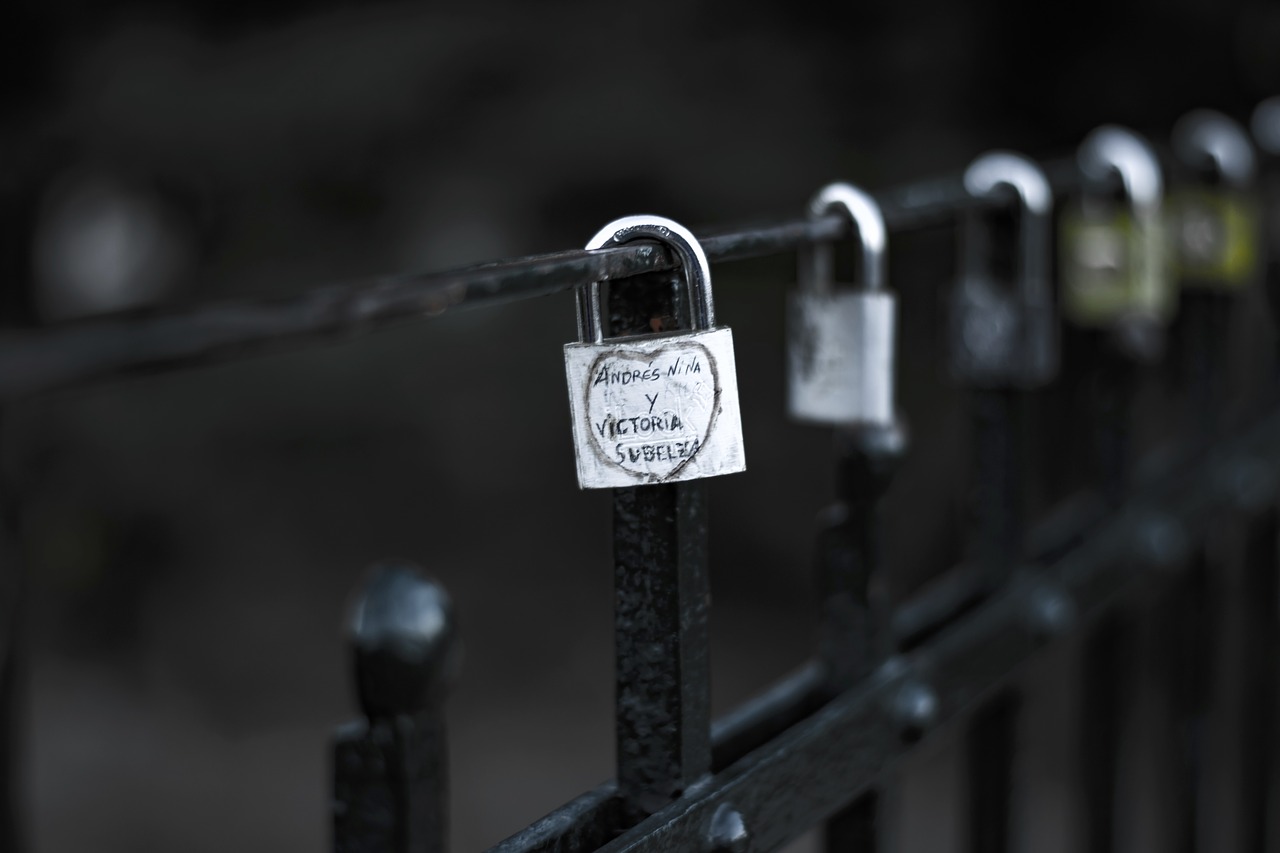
[710,661,826,772]
[487,663,825,853]
[583,410,1280,853]
[487,785,621,853]
[0,161,1080,403]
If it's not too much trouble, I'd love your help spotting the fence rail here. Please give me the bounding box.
[0,161,1084,403]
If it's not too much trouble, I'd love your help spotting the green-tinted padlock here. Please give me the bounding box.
[1167,110,1260,291]
[1060,126,1174,333]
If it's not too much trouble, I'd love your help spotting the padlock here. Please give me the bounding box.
[950,151,1057,387]
[1060,126,1174,334]
[563,215,746,489]
[1168,109,1260,291]
[787,182,896,425]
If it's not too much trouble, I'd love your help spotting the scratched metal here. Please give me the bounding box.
[333,564,457,853]
[787,290,896,426]
[564,328,745,489]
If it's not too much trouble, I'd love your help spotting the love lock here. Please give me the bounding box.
[787,182,896,425]
[1169,109,1260,291]
[1060,125,1173,347]
[950,151,1057,387]
[563,215,747,489]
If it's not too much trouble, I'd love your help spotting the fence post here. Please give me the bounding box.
[0,585,19,853]
[814,421,906,852]
[606,270,713,824]
[333,562,458,853]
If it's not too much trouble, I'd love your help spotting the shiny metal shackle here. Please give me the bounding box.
[801,182,887,294]
[962,151,1053,293]
[1251,96,1280,157]
[1077,125,1163,218]
[1172,109,1257,187]
[575,215,714,345]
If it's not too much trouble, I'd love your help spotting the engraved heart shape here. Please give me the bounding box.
[583,341,721,483]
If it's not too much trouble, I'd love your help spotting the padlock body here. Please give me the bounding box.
[564,327,746,489]
[1168,187,1260,290]
[787,289,895,425]
[1060,205,1174,328]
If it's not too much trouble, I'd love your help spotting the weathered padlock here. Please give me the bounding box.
[787,182,895,425]
[1060,126,1174,337]
[563,215,746,489]
[1168,109,1260,291]
[950,151,1056,387]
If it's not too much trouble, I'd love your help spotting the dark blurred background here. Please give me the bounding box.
[1,1,1278,851]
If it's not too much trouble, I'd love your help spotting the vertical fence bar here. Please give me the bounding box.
[966,695,1019,853]
[814,422,906,852]
[1089,352,1136,508]
[1078,615,1125,853]
[964,388,1022,853]
[0,602,18,853]
[333,563,457,853]
[970,389,1022,580]
[815,424,905,689]
[1235,507,1277,852]
[0,442,22,853]
[1199,487,1278,852]
[608,272,712,822]
[1139,567,1201,853]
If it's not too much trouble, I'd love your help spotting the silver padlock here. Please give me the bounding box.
[563,215,746,490]
[787,182,895,426]
[951,151,1057,387]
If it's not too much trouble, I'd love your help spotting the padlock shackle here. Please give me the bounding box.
[801,182,887,293]
[1078,125,1163,218]
[575,215,714,344]
[962,151,1053,299]
[1251,96,1280,158]
[1172,109,1257,188]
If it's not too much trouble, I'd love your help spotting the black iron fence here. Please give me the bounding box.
[5,103,1280,853]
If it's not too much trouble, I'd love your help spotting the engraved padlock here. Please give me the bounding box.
[1061,126,1174,340]
[563,215,746,490]
[951,151,1057,387]
[787,182,895,425]
[1169,109,1260,291]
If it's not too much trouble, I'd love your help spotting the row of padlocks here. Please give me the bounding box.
[562,107,1273,490]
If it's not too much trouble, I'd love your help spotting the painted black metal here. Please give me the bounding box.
[562,412,1280,853]
[965,694,1017,853]
[603,272,713,823]
[1079,613,1125,853]
[1234,507,1277,851]
[0,598,19,853]
[334,563,457,853]
[816,423,906,692]
[0,481,23,853]
[967,390,1023,579]
[812,417,907,853]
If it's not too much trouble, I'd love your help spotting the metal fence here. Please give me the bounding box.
[4,103,1280,853]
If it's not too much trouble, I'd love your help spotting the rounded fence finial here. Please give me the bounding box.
[348,561,459,719]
